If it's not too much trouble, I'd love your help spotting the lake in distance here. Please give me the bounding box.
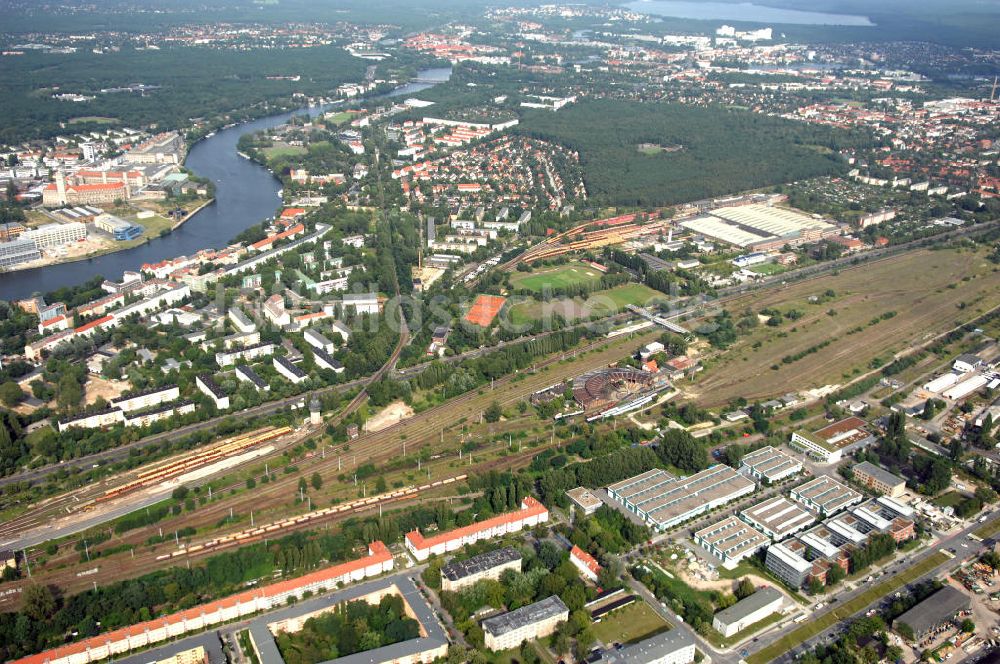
[626,1,874,26]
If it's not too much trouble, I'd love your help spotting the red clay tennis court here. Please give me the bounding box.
[464,294,507,327]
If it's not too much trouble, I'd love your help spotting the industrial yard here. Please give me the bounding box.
[691,246,1000,406]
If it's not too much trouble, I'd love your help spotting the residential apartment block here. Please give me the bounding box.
[405,497,548,561]
[482,596,568,652]
[852,461,906,497]
[440,547,522,592]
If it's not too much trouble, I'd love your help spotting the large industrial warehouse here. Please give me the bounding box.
[607,466,756,530]
[680,203,839,250]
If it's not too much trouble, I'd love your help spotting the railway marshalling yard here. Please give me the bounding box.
[690,245,1000,406]
[3,244,999,612]
[0,328,664,603]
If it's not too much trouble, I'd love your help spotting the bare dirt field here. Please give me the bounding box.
[84,376,130,405]
[691,247,1000,407]
[414,266,446,289]
[367,400,414,433]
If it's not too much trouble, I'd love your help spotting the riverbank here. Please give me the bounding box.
[171,198,215,231]
[0,66,452,300]
[0,201,210,276]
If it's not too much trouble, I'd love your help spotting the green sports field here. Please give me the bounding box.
[506,283,666,325]
[263,144,307,159]
[325,111,354,125]
[510,261,604,293]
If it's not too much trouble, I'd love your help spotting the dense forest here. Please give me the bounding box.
[0,0,501,34]
[0,45,365,142]
[517,99,870,207]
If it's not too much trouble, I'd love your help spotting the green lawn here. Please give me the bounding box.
[932,491,965,508]
[489,640,553,664]
[975,518,1000,540]
[747,551,950,664]
[592,600,672,646]
[325,111,354,125]
[128,211,174,235]
[263,144,307,159]
[748,262,787,276]
[720,566,808,605]
[510,261,604,293]
[589,283,666,312]
[505,283,664,325]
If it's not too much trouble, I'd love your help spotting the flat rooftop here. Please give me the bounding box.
[680,215,765,248]
[482,595,568,637]
[767,542,812,573]
[854,461,906,488]
[694,515,767,559]
[741,446,802,480]
[895,586,970,636]
[825,515,868,544]
[852,505,891,531]
[713,586,783,625]
[740,496,814,538]
[441,547,521,583]
[791,476,862,514]
[596,626,694,663]
[813,417,872,449]
[611,466,755,528]
[709,204,834,238]
[800,528,845,558]
[566,486,604,511]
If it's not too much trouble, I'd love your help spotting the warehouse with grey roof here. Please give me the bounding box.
[893,586,970,640]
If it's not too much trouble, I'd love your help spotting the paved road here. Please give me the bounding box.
[0,308,640,491]
[13,217,995,493]
[750,513,998,663]
[625,571,737,664]
[112,631,226,664]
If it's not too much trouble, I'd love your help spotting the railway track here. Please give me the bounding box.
[9,221,997,569]
[0,427,305,545]
[3,434,555,604]
[7,234,972,548]
[6,330,647,562]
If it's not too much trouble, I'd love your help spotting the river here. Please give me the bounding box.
[625,1,873,26]
[0,67,452,301]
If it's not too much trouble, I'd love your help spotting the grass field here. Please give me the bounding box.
[748,262,788,276]
[592,601,671,646]
[68,116,118,124]
[510,261,604,293]
[932,491,966,508]
[975,518,1000,540]
[263,144,308,159]
[507,283,666,325]
[325,111,354,125]
[748,551,950,664]
[691,247,1000,406]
